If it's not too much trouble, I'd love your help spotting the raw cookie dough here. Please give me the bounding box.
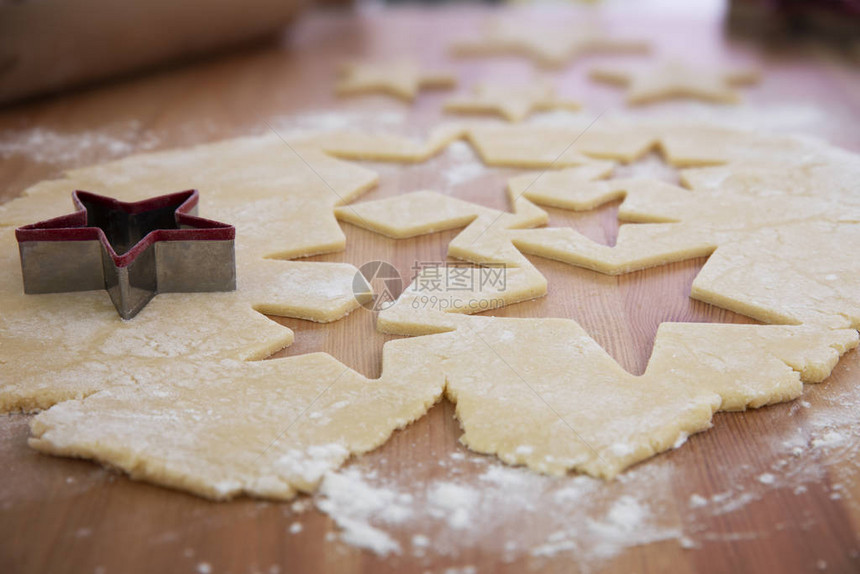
[29,340,446,500]
[508,176,859,329]
[590,61,760,105]
[31,315,854,495]
[333,122,859,331]
[337,184,556,335]
[335,122,857,480]
[451,20,648,68]
[6,120,860,499]
[334,164,611,335]
[404,316,857,478]
[0,134,379,412]
[335,60,456,101]
[0,134,379,259]
[316,120,656,167]
[444,81,581,122]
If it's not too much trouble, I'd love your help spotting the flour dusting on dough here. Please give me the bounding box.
[0,121,160,165]
[270,109,406,140]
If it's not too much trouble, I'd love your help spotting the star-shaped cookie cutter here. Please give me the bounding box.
[15,190,236,319]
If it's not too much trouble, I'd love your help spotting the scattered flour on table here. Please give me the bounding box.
[313,357,860,567]
[441,141,487,188]
[757,473,776,485]
[315,468,413,556]
[443,161,486,188]
[812,430,847,449]
[427,482,477,530]
[314,456,679,567]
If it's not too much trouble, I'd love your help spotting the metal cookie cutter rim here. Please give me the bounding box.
[15,189,236,319]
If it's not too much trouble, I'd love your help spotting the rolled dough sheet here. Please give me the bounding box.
[28,316,857,495]
[5,120,859,499]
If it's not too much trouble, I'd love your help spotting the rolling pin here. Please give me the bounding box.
[0,0,309,105]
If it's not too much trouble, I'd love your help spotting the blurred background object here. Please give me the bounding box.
[3,0,857,108]
[0,0,307,106]
[728,0,860,46]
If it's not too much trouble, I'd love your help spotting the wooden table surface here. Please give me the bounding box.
[2,4,860,574]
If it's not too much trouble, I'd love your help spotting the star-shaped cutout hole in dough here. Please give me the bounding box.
[335,60,456,102]
[590,60,760,105]
[444,81,581,122]
[508,175,860,329]
[451,21,649,68]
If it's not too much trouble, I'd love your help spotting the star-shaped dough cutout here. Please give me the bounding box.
[451,21,649,68]
[444,81,581,122]
[335,60,456,101]
[590,61,760,105]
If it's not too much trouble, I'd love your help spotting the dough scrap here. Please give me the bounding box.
[509,177,859,329]
[335,60,456,101]
[0,134,379,412]
[29,340,446,500]
[413,316,856,478]
[335,164,612,335]
[590,61,760,105]
[333,122,859,331]
[444,81,581,122]
[28,313,857,492]
[451,20,648,68]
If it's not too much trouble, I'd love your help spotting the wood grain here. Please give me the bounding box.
[1,6,859,574]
